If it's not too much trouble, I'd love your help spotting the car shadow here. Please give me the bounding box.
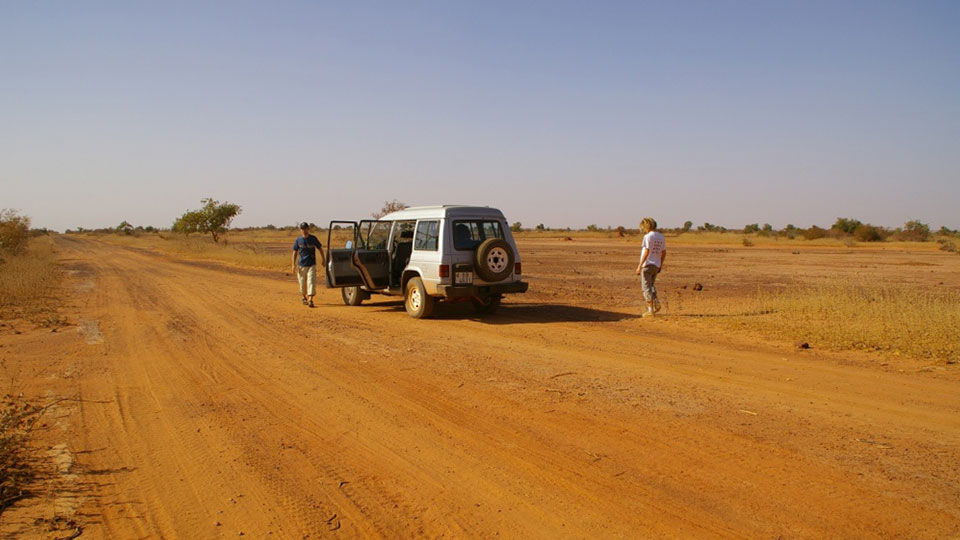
[366,300,639,324]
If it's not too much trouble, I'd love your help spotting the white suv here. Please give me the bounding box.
[325,206,528,318]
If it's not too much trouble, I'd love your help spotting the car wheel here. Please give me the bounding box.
[471,295,501,315]
[405,277,435,319]
[474,238,515,282]
[341,286,363,306]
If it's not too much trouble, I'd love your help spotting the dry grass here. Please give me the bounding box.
[0,397,42,513]
[0,237,61,324]
[91,229,356,272]
[676,281,960,362]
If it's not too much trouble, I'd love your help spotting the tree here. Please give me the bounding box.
[900,220,930,242]
[762,223,773,232]
[116,221,134,235]
[743,223,760,234]
[0,209,30,255]
[832,217,862,235]
[535,224,546,231]
[586,224,599,232]
[173,198,241,243]
[510,222,523,232]
[372,199,408,219]
[682,221,693,233]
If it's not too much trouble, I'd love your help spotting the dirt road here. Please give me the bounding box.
[2,238,959,539]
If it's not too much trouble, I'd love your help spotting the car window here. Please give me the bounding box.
[414,220,439,251]
[360,221,392,250]
[453,220,503,250]
[393,220,416,245]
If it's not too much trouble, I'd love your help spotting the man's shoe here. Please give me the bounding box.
[642,310,654,318]
[308,300,315,308]
[653,299,662,313]
[302,298,308,305]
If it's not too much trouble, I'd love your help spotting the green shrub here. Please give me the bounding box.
[854,224,885,242]
[0,210,30,255]
[897,220,930,242]
[803,226,827,240]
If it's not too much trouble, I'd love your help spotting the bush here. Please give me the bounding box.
[832,217,863,235]
[511,222,522,232]
[854,224,885,242]
[0,210,30,255]
[897,220,930,242]
[803,226,827,240]
[743,224,760,234]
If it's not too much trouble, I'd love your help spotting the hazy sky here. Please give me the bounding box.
[2,1,958,231]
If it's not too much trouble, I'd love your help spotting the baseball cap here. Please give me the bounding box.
[299,222,309,229]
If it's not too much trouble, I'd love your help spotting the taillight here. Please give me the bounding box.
[514,262,522,275]
[439,264,450,278]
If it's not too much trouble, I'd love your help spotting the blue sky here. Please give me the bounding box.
[2,1,958,231]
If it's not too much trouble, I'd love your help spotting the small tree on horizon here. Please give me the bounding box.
[173,198,241,243]
[372,200,408,219]
[682,221,693,233]
[832,217,863,235]
[899,220,930,242]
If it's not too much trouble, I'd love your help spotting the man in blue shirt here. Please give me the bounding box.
[292,222,325,307]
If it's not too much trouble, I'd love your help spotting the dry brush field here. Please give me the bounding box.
[1,232,959,539]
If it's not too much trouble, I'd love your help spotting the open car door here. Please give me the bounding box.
[326,221,364,287]
[352,220,391,290]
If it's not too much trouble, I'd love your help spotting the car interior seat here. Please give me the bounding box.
[393,230,414,281]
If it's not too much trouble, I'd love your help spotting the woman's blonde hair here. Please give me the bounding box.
[640,217,657,232]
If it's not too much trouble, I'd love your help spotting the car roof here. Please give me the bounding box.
[380,205,506,221]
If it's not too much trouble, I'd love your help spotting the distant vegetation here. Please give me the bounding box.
[0,210,62,324]
[172,198,241,243]
[372,200,409,219]
[0,209,30,256]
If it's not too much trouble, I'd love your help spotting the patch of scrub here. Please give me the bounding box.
[77,319,104,344]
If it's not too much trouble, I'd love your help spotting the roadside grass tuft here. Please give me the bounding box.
[680,281,960,362]
[0,397,44,514]
[0,237,60,323]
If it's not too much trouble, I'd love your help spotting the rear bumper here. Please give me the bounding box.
[437,281,528,298]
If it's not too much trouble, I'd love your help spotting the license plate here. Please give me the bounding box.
[456,271,473,285]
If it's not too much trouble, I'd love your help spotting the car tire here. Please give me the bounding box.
[474,238,514,282]
[405,277,435,319]
[341,286,364,306]
[471,295,501,315]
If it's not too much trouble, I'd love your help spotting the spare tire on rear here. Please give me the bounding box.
[474,238,514,282]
